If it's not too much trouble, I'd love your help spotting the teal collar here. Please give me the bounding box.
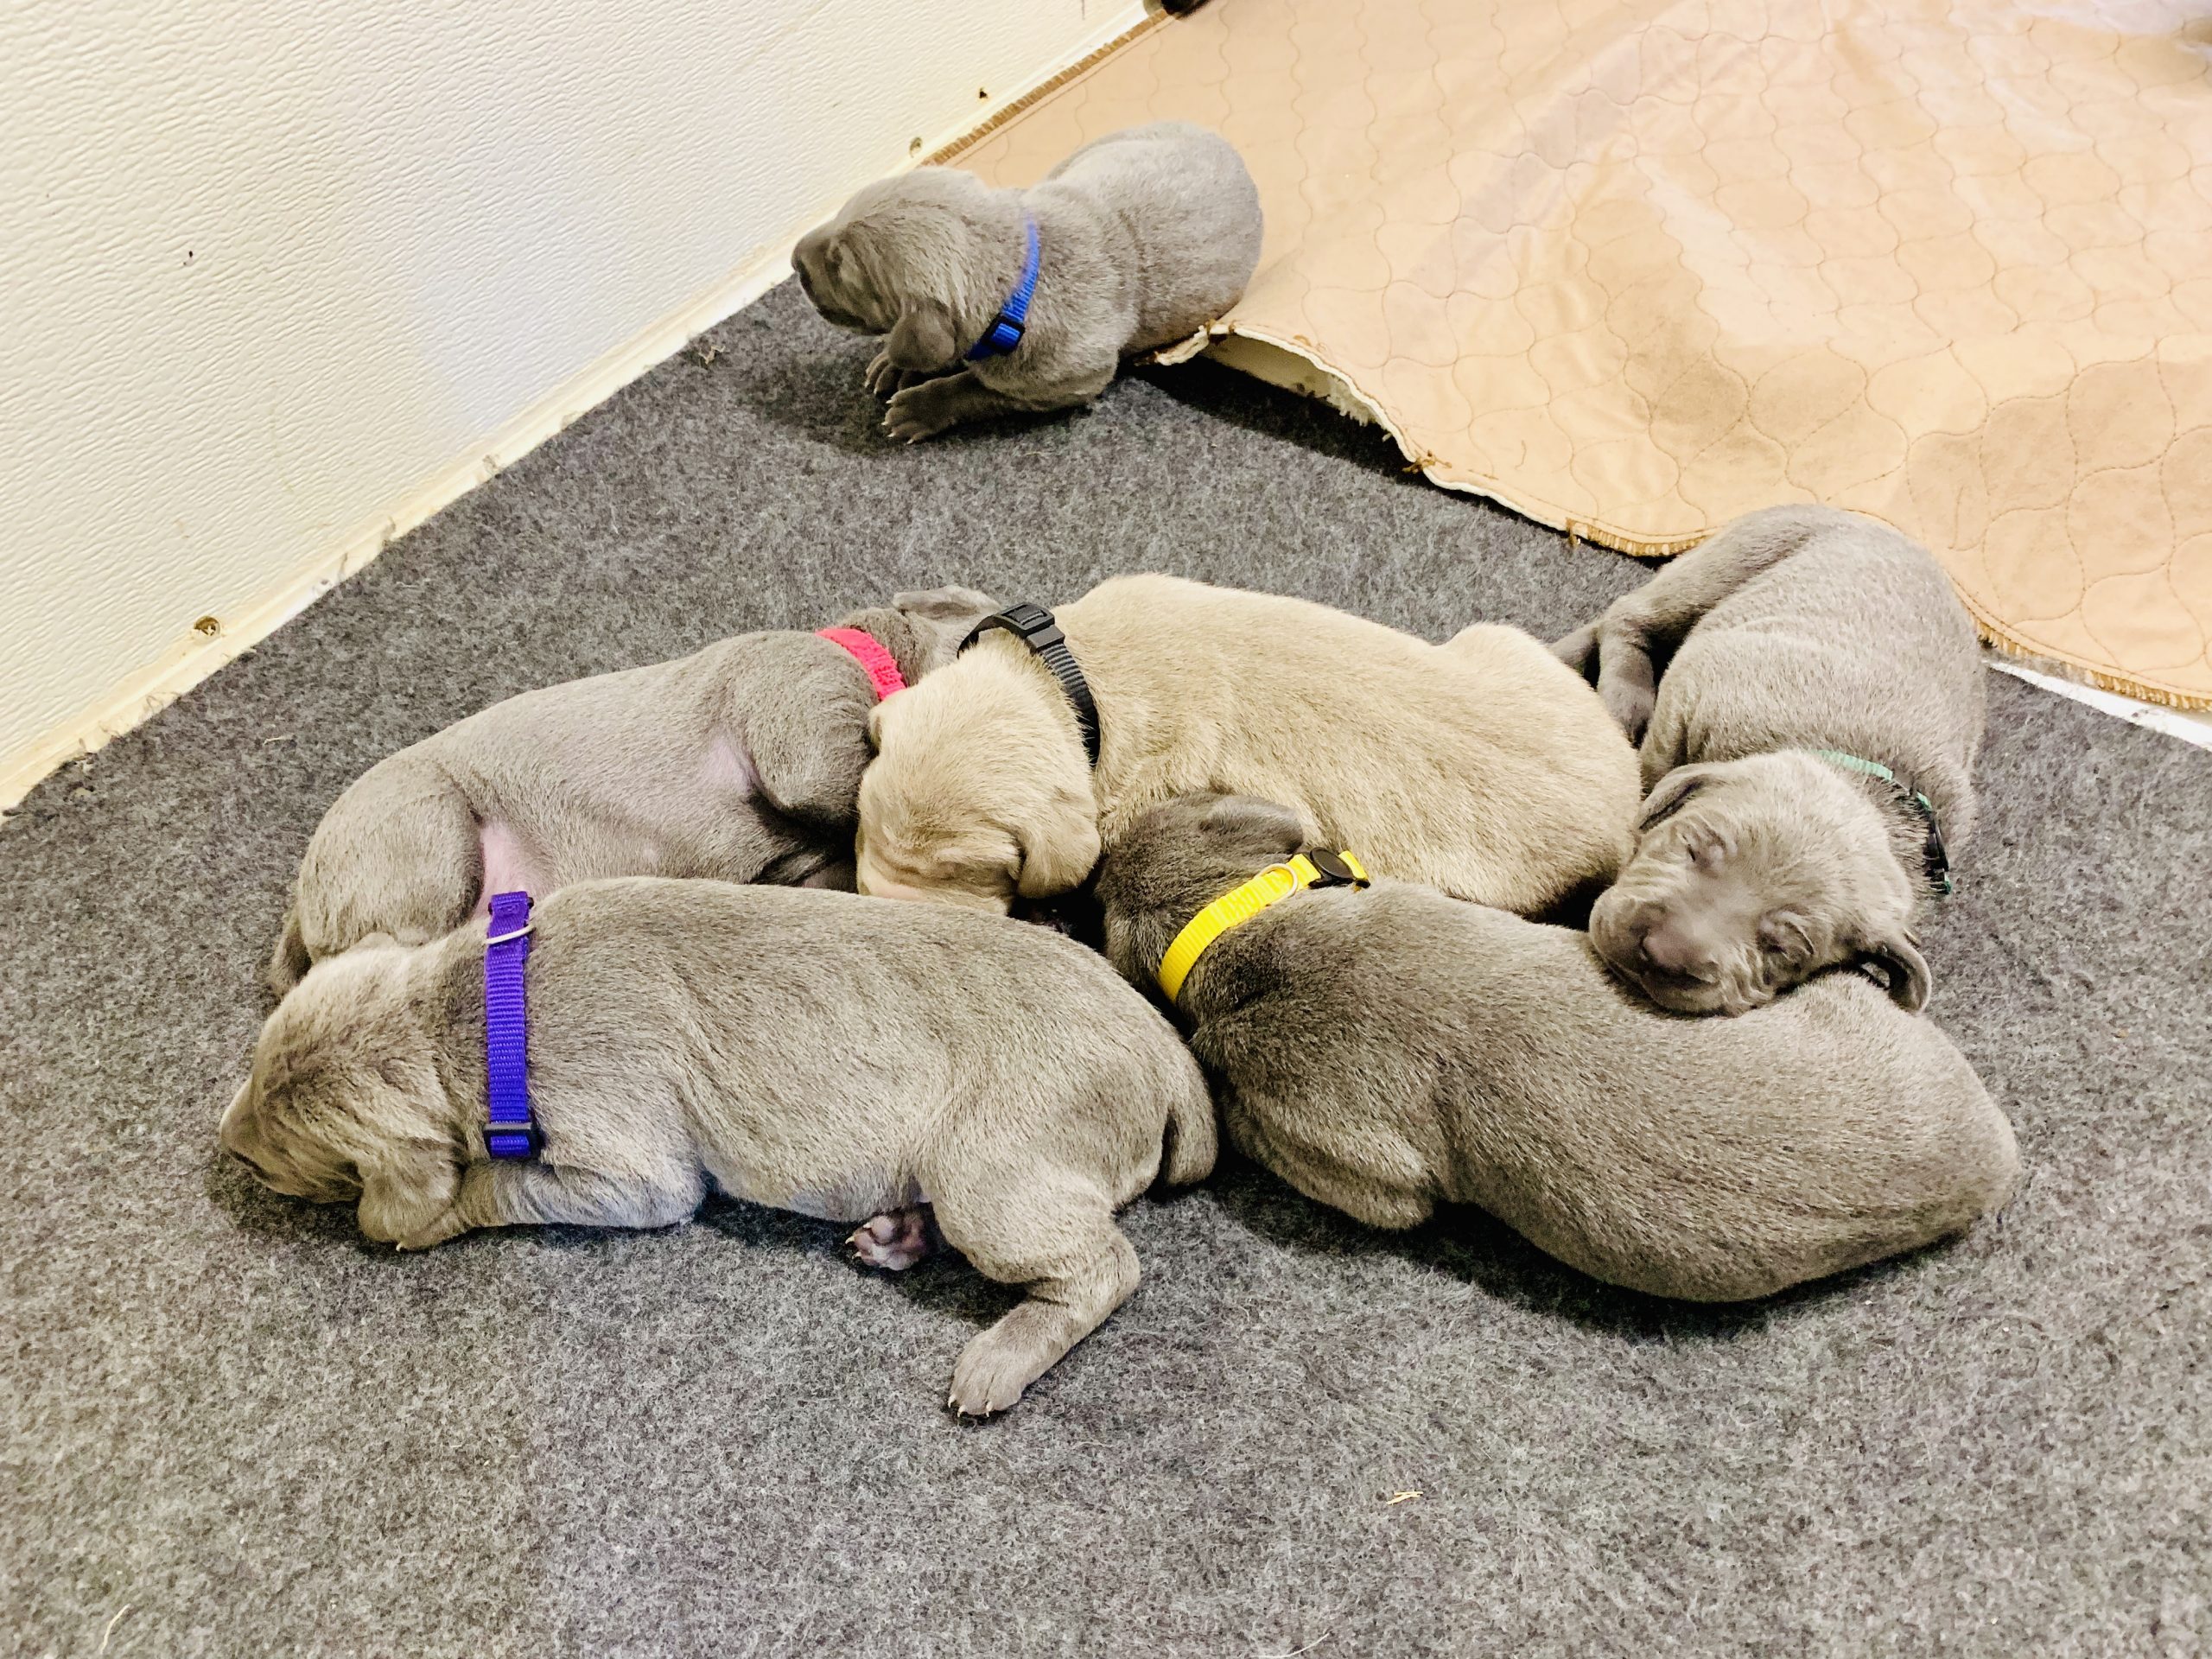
[1812,749,1954,896]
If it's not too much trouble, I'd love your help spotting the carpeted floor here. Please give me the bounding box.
[5,282,2208,1658]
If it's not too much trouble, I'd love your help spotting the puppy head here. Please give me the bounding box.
[1589,753,1929,1015]
[791,168,1000,367]
[221,944,461,1244]
[1093,793,1308,988]
[855,647,1100,912]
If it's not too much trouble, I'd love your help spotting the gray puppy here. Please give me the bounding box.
[791,122,1262,442]
[268,588,995,994]
[1095,794,2019,1303]
[1553,506,1985,1015]
[223,879,1216,1416]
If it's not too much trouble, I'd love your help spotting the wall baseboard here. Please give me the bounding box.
[1,1,1150,814]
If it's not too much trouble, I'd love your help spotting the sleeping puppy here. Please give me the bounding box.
[223,879,1215,1416]
[1095,794,2020,1303]
[855,574,1642,918]
[268,588,995,994]
[791,122,1262,442]
[1553,506,1984,1014]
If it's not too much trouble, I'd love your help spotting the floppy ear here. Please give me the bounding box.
[1638,765,1715,831]
[1199,794,1306,857]
[893,585,997,623]
[357,1140,461,1247]
[1016,790,1104,899]
[885,298,959,371]
[1858,931,1933,1011]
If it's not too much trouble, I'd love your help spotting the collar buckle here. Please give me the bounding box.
[963,215,1041,362]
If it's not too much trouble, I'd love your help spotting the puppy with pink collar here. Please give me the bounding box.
[268,587,994,992]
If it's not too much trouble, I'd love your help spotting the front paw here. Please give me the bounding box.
[864,349,904,398]
[884,385,954,444]
[947,1328,1042,1418]
[395,1209,471,1251]
[1602,683,1656,744]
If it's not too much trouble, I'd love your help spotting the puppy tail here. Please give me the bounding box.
[267,903,310,998]
[1160,1077,1219,1188]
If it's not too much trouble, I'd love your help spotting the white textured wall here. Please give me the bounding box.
[0,0,1135,804]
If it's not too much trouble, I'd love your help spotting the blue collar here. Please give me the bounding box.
[483,890,540,1159]
[964,214,1040,361]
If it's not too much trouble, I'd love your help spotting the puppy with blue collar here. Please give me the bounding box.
[1095,792,2019,1304]
[791,122,1262,442]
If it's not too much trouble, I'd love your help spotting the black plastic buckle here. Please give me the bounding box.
[958,603,1102,767]
[1305,849,1368,889]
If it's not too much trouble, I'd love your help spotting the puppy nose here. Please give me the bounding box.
[1637,919,1711,982]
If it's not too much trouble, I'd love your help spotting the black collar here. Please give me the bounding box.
[1811,748,1953,896]
[960,603,1101,766]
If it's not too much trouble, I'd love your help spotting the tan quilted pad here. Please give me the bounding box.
[950,0,2212,708]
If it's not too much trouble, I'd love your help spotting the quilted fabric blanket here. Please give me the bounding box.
[949,0,2212,708]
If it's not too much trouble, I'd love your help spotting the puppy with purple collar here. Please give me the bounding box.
[791,122,1262,442]
[225,878,1215,1417]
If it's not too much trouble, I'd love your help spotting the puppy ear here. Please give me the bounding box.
[1199,794,1306,855]
[357,1140,461,1246]
[886,298,959,371]
[1015,790,1103,899]
[893,585,996,623]
[1638,764,1715,831]
[1858,931,1933,1012]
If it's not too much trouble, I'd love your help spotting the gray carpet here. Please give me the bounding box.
[6,281,2209,1659]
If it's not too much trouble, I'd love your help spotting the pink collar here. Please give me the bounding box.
[817,626,907,700]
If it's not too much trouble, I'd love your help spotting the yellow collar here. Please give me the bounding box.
[1155,849,1370,1003]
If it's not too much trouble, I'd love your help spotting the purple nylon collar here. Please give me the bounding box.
[484,890,537,1160]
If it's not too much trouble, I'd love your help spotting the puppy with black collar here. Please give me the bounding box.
[1554,505,1985,1015]
[791,122,1262,442]
[1095,792,2020,1304]
[853,574,1643,920]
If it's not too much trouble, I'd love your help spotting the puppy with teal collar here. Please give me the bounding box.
[791,122,1262,441]
[1094,793,2018,1304]
[1554,505,1985,1015]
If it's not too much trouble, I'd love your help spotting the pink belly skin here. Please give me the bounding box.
[473,819,537,917]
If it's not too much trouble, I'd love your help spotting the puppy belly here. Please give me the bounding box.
[472,819,543,913]
[709,1155,921,1224]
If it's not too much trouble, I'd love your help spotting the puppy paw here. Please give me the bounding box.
[883,386,950,443]
[864,349,903,398]
[849,1206,932,1271]
[947,1330,1043,1418]
[1603,685,1656,744]
[395,1210,470,1252]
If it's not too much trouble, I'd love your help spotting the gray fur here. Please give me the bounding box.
[225,878,1216,1416]
[267,588,995,994]
[1553,505,1985,1014]
[791,123,1262,441]
[1096,794,2019,1303]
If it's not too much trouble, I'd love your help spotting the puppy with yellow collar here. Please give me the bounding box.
[1095,792,2019,1303]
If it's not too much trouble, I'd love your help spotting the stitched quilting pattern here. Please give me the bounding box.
[949,0,2212,708]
